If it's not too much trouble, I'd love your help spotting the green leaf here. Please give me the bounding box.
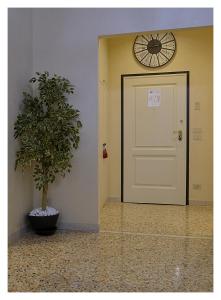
[14,71,82,190]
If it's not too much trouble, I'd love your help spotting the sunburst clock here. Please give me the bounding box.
[133,32,176,68]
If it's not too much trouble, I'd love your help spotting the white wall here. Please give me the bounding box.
[32,8,213,228]
[8,8,34,242]
[8,8,212,233]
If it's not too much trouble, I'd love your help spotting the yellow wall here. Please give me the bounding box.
[106,27,213,203]
[98,38,109,211]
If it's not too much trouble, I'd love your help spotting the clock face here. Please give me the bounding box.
[133,32,176,68]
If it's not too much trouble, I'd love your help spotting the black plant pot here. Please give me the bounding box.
[28,213,59,235]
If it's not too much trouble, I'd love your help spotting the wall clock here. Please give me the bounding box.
[133,32,176,68]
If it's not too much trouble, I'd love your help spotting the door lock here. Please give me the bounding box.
[178,130,182,141]
[173,130,183,141]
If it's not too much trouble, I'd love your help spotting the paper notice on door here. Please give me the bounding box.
[147,89,161,107]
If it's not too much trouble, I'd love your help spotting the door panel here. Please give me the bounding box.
[135,86,176,147]
[123,73,187,205]
[135,156,176,186]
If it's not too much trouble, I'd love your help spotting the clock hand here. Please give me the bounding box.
[148,45,161,48]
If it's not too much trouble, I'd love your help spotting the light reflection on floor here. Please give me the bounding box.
[8,202,213,292]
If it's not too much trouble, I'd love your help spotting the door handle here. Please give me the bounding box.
[173,130,183,141]
[178,130,182,141]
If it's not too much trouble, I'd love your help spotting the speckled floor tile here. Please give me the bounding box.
[8,202,213,292]
[100,202,213,237]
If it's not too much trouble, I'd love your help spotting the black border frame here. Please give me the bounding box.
[121,71,189,205]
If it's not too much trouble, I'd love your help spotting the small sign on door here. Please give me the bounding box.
[147,89,161,107]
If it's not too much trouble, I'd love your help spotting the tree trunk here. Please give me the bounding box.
[41,184,48,210]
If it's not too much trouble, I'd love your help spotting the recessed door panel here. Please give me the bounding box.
[135,156,176,187]
[135,86,176,147]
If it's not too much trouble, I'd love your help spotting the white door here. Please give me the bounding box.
[123,73,187,205]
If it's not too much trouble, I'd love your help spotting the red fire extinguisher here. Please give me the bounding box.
[103,143,108,159]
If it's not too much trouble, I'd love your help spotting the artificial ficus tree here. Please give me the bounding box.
[14,71,82,210]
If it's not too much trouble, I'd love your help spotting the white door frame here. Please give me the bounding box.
[121,71,189,204]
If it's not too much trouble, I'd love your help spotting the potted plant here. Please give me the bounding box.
[14,71,82,235]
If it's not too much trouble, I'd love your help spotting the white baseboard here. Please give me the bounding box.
[189,200,213,206]
[107,198,212,206]
[8,222,99,245]
[8,226,30,245]
[107,197,121,202]
[58,222,99,232]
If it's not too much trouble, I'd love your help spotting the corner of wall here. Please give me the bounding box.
[8,8,35,241]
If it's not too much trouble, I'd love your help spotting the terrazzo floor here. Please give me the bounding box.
[8,202,213,292]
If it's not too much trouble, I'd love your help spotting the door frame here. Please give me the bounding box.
[121,71,190,204]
